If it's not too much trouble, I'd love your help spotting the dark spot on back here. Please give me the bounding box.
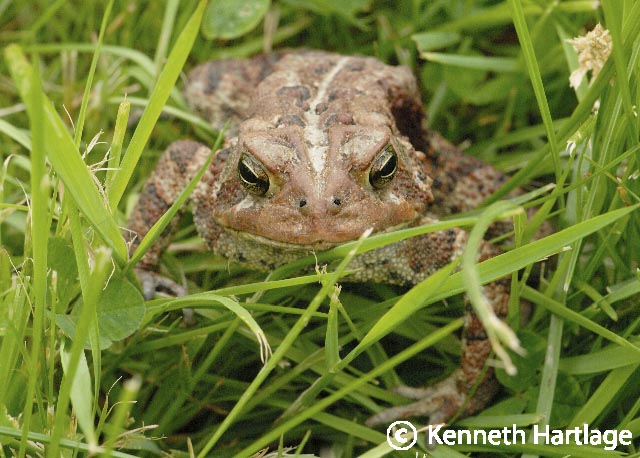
[169,141,201,174]
[216,147,232,162]
[221,103,242,120]
[141,182,171,226]
[315,102,329,115]
[170,151,188,174]
[447,229,456,244]
[410,259,423,273]
[328,88,365,102]
[277,114,306,128]
[205,65,223,94]
[325,113,355,127]
[146,182,159,199]
[277,85,311,102]
[256,53,280,80]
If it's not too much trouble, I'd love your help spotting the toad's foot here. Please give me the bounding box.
[136,269,197,325]
[136,268,187,300]
[365,368,499,427]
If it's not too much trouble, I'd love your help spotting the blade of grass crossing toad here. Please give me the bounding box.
[277,261,457,427]
[5,45,128,263]
[127,134,220,269]
[462,201,523,375]
[108,0,207,208]
[349,261,457,361]
[427,204,640,304]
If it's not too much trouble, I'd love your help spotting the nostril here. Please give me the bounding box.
[328,196,343,215]
[299,199,307,208]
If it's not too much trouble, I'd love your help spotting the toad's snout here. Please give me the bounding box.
[297,194,344,216]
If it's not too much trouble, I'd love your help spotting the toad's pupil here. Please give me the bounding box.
[380,153,397,177]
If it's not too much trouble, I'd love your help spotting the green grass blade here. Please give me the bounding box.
[236,319,463,457]
[5,45,128,263]
[462,201,523,375]
[73,0,114,147]
[108,95,214,134]
[507,0,561,182]
[0,118,31,149]
[352,261,456,357]
[47,248,111,457]
[108,0,207,208]
[602,1,639,142]
[18,50,50,458]
[568,363,639,428]
[60,344,96,446]
[421,52,518,72]
[196,230,373,457]
[172,293,271,361]
[105,100,130,197]
[101,377,142,457]
[153,0,179,77]
[522,286,640,354]
[0,426,140,458]
[428,204,640,304]
[28,43,157,78]
[560,345,640,375]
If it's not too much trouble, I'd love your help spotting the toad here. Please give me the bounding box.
[128,50,517,425]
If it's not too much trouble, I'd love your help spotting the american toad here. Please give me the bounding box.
[128,50,514,426]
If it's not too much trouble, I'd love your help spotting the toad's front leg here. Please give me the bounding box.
[351,227,509,426]
[127,140,212,299]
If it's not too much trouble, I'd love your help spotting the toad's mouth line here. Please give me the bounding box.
[220,221,412,252]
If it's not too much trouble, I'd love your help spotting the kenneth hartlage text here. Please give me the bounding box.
[426,423,632,451]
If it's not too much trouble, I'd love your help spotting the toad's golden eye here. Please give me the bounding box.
[238,152,270,196]
[369,143,398,189]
